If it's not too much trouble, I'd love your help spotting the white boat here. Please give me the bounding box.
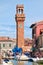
[28,57,39,62]
[14,54,43,61]
[28,57,43,62]
[15,54,29,61]
[2,60,14,65]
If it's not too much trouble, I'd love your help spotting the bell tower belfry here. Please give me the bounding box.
[15,5,25,49]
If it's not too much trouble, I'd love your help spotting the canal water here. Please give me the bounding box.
[11,60,40,65]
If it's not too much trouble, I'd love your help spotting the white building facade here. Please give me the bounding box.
[0,37,16,52]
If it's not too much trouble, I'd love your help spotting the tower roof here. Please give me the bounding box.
[30,20,43,28]
[16,5,24,9]
[15,4,25,21]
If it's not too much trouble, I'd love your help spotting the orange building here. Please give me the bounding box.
[15,5,25,49]
[15,5,33,52]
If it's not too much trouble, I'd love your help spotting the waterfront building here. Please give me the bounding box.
[0,36,32,53]
[0,37,16,52]
[30,21,43,47]
[30,21,43,57]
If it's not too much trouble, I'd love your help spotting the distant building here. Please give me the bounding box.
[0,37,16,52]
[24,38,33,52]
[0,36,33,53]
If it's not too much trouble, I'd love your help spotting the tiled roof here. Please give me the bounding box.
[30,20,43,28]
[24,38,33,44]
[0,37,16,42]
[0,37,32,44]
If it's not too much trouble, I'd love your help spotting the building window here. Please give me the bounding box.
[40,29,43,35]
[9,44,11,47]
[32,28,36,38]
[3,44,5,47]
[32,28,34,38]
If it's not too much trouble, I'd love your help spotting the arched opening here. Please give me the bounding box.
[40,29,43,35]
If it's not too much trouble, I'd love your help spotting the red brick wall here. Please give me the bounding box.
[16,21,24,48]
[36,24,43,38]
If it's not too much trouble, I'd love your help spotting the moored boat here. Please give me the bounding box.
[28,57,43,62]
[2,59,14,65]
[14,54,43,62]
[14,54,29,61]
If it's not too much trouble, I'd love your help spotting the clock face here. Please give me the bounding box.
[19,24,22,28]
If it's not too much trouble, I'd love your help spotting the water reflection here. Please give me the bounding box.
[18,61,24,65]
[12,60,39,65]
[32,62,39,65]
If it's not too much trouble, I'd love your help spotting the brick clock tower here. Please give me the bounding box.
[15,5,25,50]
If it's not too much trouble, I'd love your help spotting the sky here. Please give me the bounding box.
[0,0,43,39]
